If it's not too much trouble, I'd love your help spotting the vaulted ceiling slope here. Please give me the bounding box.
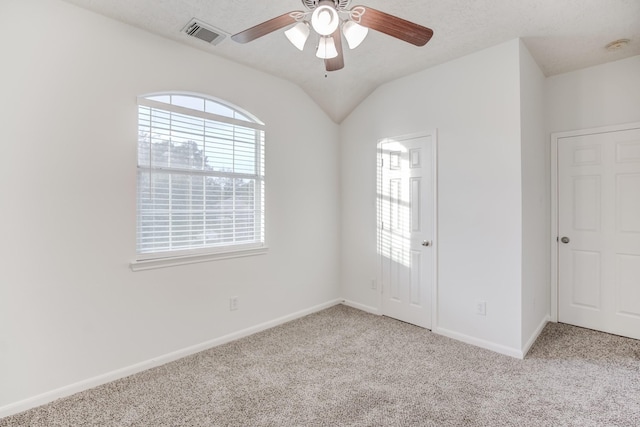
[63,0,639,123]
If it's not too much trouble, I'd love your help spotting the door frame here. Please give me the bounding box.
[376,130,438,329]
[550,121,640,322]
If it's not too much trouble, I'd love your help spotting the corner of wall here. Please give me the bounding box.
[518,37,551,350]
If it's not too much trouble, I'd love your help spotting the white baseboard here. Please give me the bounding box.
[0,298,343,419]
[341,299,381,315]
[346,302,538,360]
[433,327,524,359]
[522,315,550,357]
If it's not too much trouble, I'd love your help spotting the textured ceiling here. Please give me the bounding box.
[63,0,640,122]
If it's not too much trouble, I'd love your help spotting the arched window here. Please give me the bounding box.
[135,93,265,263]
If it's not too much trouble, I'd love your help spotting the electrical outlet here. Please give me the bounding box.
[371,279,377,290]
[476,301,486,316]
[229,296,239,311]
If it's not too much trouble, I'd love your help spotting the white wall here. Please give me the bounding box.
[0,0,340,410]
[546,55,640,133]
[519,40,550,351]
[340,40,525,354]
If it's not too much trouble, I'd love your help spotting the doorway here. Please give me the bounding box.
[552,122,640,340]
[377,132,437,329]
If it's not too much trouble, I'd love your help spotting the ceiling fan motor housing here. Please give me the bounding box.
[302,0,351,11]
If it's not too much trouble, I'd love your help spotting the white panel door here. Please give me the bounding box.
[558,128,640,340]
[379,135,435,329]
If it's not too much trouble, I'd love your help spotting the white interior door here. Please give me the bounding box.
[558,127,640,340]
[379,134,435,329]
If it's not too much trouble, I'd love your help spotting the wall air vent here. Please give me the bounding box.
[183,19,227,45]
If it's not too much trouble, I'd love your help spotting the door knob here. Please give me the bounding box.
[422,240,432,247]
[561,236,570,244]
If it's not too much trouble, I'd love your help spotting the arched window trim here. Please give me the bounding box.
[131,92,267,271]
[138,91,265,128]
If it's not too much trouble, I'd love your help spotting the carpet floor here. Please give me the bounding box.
[2,304,639,426]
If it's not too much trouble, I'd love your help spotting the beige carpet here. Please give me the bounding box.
[2,304,639,426]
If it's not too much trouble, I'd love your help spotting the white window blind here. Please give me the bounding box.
[136,94,265,259]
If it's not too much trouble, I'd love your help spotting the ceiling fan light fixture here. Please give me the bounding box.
[285,22,310,50]
[231,2,434,73]
[316,36,338,59]
[311,0,340,36]
[342,20,368,49]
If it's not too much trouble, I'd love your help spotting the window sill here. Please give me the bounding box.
[130,247,268,272]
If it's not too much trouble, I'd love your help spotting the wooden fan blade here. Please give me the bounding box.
[231,11,302,43]
[325,30,344,72]
[355,6,433,47]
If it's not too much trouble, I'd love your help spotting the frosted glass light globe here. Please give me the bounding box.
[311,2,339,36]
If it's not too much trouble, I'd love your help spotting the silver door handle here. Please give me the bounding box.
[561,236,570,244]
[422,240,432,247]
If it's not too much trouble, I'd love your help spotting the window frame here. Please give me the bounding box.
[131,92,267,271]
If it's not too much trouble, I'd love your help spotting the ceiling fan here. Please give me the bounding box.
[231,0,434,72]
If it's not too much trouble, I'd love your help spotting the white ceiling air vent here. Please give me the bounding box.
[183,19,227,45]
